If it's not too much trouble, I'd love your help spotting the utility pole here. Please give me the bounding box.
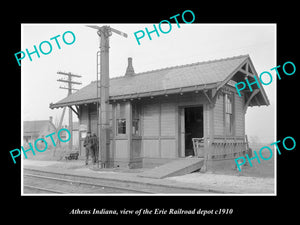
[53,107,66,156]
[57,71,82,150]
[87,25,127,168]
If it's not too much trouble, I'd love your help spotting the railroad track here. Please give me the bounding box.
[23,168,210,194]
[23,185,64,194]
[23,171,152,194]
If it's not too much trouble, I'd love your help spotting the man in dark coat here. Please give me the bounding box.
[91,133,99,165]
[83,132,92,165]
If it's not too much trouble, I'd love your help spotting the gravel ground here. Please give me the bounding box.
[23,159,275,194]
[165,172,275,194]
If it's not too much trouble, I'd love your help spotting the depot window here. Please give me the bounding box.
[116,103,126,135]
[132,104,140,136]
[117,119,126,135]
[224,93,234,135]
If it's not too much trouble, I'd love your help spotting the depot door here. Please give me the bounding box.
[180,106,203,157]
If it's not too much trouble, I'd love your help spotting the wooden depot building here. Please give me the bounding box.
[50,55,269,170]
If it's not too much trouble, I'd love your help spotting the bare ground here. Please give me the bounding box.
[22,142,275,194]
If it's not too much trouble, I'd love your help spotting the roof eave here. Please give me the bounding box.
[49,82,219,109]
[50,98,99,109]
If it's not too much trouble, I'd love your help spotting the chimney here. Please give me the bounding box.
[125,57,135,76]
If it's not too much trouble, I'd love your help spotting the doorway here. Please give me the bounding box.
[180,106,203,157]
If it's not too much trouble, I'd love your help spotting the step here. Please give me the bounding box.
[138,157,204,179]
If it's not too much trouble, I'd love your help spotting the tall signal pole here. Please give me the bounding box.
[87,25,127,168]
[57,72,82,150]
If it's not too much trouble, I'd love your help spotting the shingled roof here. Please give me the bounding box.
[50,55,269,109]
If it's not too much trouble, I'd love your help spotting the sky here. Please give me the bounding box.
[21,23,276,143]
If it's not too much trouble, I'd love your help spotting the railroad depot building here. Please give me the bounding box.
[50,55,269,170]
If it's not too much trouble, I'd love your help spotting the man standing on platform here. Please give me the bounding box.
[83,131,92,165]
[91,133,99,165]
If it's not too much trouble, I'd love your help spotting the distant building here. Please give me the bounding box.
[23,116,80,150]
[23,116,56,145]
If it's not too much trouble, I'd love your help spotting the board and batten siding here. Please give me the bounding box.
[78,105,89,156]
[89,113,98,135]
[160,103,176,158]
[142,102,177,158]
[143,103,159,136]
[161,103,176,136]
[79,105,89,129]
[213,91,245,138]
[142,103,160,158]
[234,93,245,137]
[213,94,224,136]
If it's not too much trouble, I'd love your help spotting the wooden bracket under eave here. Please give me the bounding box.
[244,89,260,113]
[68,106,79,117]
[203,89,214,107]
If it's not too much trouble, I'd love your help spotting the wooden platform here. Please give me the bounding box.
[138,157,204,179]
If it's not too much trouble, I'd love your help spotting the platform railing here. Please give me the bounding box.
[193,135,249,159]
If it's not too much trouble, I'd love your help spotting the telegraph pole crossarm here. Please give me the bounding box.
[57,79,82,85]
[57,71,82,78]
